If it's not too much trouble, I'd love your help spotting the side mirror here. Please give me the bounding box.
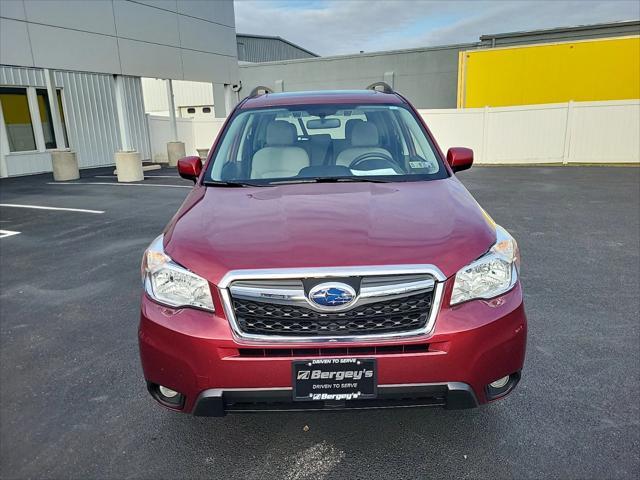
[177,156,202,182]
[447,147,473,173]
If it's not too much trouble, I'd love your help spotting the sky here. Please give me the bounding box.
[234,0,640,56]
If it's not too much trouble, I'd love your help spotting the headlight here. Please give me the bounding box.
[450,225,520,305]
[141,235,214,311]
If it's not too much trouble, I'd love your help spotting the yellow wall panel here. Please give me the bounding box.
[460,36,640,108]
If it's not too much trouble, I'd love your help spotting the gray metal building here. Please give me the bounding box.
[0,66,149,176]
[239,20,640,109]
[236,33,318,63]
[0,0,239,177]
[239,43,470,109]
[479,20,640,47]
[140,33,318,118]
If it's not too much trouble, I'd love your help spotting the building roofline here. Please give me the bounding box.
[236,33,319,57]
[480,19,640,41]
[238,41,476,68]
[237,20,639,69]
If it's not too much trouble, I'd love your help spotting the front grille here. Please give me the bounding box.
[231,290,433,337]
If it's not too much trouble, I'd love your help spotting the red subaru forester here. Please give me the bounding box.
[139,84,527,416]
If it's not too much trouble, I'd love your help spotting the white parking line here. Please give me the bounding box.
[0,203,104,214]
[47,182,191,189]
[0,230,21,239]
[145,175,184,179]
[94,175,181,179]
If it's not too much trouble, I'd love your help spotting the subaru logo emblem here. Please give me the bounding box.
[308,282,357,310]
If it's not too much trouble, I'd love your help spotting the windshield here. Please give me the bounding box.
[206,104,447,185]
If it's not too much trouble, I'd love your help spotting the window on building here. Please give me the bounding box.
[187,107,196,114]
[202,107,211,114]
[36,89,56,149]
[56,90,69,148]
[0,87,36,152]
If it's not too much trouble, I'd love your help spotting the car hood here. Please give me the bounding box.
[164,178,496,285]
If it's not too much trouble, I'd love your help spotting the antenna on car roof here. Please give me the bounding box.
[366,82,394,94]
[249,86,274,97]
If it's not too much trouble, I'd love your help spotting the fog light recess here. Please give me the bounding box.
[147,382,185,408]
[486,372,520,400]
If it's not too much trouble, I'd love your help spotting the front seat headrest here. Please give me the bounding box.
[266,121,296,145]
[345,119,365,142]
[351,122,379,147]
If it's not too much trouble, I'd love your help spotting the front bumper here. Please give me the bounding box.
[190,382,481,416]
[139,281,527,415]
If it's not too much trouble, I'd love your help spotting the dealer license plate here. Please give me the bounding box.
[292,358,377,401]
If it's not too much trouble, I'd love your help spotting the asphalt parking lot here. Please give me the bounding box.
[1,166,638,479]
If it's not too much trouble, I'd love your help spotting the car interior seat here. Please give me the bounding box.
[333,119,364,158]
[345,119,365,144]
[335,122,391,167]
[307,134,332,166]
[251,121,310,179]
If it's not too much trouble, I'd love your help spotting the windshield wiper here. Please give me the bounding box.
[202,180,264,187]
[269,176,392,185]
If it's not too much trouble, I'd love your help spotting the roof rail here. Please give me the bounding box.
[249,86,274,97]
[366,82,394,94]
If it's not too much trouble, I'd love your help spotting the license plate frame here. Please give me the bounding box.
[292,358,377,401]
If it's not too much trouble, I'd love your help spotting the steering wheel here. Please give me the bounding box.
[349,152,402,173]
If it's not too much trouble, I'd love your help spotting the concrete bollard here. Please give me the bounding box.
[167,142,186,167]
[114,151,143,182]
[197,148,209,160]
[51,150,79,181]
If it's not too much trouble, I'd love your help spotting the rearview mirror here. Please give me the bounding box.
[447,147,473,173]
[307,118,341,129]
[177,156,202,182]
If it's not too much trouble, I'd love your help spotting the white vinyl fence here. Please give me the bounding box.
[146,100,639,165]
[419,99,640,164]
[147,114,225,163]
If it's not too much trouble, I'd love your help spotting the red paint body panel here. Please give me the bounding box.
[140,90,527,413]
[165,178,494,284]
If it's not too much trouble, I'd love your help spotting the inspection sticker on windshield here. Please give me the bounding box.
[409,161,430,169]
[293,358,377,401]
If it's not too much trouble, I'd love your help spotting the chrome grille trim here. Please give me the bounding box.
[360,278,435,299]
[229,277,435,310]
[218,265,445,343]
[218,264,446,288]
[230,284,306,303]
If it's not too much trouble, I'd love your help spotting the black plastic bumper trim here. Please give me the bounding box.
[191,382,478,417]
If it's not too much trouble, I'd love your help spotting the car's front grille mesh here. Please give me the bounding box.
[231,291,433,337]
